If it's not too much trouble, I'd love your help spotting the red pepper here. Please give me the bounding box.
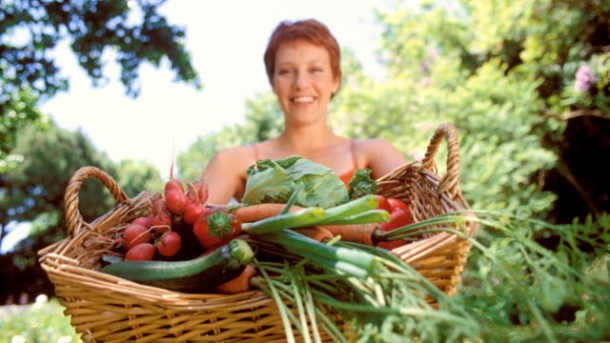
[388,198,410,213]
[375,195,392,213]
[377,197,413,250]
[193,208,242,249]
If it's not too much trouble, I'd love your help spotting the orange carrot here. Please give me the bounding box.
[214,264,257,294]
[292,227,334,242]
[319,223,387,246]
[233,203,304,223]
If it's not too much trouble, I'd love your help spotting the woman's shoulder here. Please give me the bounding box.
[353,138,406,177]
[354,138,399,152]
[213,144,255,160]
[208,144,257,171]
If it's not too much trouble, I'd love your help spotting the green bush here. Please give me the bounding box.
[0,295,80,343]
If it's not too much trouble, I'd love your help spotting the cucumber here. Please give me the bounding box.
[100,238,254,293]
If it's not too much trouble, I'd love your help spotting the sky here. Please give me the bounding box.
[40,0,393,179]
[2,0,395,253]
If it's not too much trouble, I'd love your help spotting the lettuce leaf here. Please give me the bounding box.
[348,169,377,200]
[242,155,349,208]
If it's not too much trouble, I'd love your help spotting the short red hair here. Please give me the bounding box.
[264,19,342,86]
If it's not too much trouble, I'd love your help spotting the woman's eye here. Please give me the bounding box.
[278,69,292,75]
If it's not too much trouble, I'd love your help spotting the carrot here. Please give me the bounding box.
[319,223,387,246]
[214,264,257,294]
[233,203,304,223]
[292,227,334,242]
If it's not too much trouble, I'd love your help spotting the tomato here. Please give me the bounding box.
[375,195,392,213]
[125,242,156,261]
[193,209,242,249]
[123,223,152,250]
[157,231,182,257]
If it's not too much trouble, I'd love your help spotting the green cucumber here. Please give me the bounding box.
[100,238,254,293]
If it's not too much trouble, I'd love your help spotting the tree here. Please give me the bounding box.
[0,0,201,167]
[0,120,164,302]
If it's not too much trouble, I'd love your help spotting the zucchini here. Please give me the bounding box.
[100,238,254,293]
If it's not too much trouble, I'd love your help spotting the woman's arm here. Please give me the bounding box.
[360,139,407,179]
[205,146,255,205]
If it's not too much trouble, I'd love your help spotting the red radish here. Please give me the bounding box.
[151,212,172,234]
[125,243,156,261]
[132,216,153,228]
[152,197,167,216]
[183,202,207,225]
[165,189,189,215]
[165,178,185,194]
[157,231,182,257]
[123,223,152,250]
[186,181,209,204]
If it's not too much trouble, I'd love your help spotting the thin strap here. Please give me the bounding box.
[350,140,358,169]
[252,144,260,161]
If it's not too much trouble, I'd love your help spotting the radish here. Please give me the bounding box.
[184,202,207,225]
[151,212,172,234]
[165,178,185,194]
[152,197,167,216]
[125,243,156,261]
[123,223,152,250]
[157,231,182,257]
[166,189,189,215]
[132,216,153,228]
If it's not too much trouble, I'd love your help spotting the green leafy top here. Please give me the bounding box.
[242,156,349,208]
[348,168,377,200]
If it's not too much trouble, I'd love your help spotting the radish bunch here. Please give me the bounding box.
[121,177,210,261]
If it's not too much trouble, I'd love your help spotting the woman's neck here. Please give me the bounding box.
[276,126,342,154]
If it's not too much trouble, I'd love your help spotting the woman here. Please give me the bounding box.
[206,19,406,205]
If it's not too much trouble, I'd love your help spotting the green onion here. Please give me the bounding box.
[316,209,389,226]
[259,229,378,277]
[320,194,379,224]
[246,206,326,235]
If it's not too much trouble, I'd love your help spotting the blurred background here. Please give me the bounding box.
[1,0,608,341]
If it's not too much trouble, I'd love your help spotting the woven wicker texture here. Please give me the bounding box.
[39,122,477,342]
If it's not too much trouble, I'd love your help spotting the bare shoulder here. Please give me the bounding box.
[355,138,406,178]
[208,145,256,168]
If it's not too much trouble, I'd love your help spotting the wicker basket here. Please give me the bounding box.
[39,122,477,342]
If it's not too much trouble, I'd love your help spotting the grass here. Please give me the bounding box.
[0,295,81,343]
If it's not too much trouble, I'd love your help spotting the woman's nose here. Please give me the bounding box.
[293,72,308,89]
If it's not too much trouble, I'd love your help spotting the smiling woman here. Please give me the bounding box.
[38,1,388,180]
[205,19,406,205]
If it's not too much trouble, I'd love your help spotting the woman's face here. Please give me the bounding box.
[272,40,340,126]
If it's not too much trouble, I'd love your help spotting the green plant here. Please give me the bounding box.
[0,295,80,343]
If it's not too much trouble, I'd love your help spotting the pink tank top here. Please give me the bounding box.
[252,141,358,188]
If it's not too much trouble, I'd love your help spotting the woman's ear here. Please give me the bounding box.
[331,76,341,98]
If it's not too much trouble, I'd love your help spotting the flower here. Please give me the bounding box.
[574,63,596,91]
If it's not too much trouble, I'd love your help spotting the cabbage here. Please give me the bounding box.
[242,156,349,208]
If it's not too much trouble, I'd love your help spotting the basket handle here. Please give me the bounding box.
[421,123,461,197]
[64,166,130,237]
